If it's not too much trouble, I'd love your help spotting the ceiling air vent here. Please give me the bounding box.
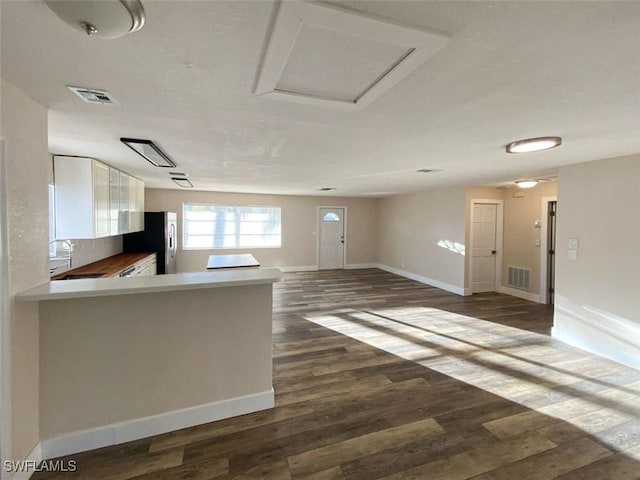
[66,86,118,104]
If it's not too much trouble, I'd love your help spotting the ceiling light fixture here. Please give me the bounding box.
[172,177,194,188]
[506,136,562,154]
[120,138,177,168]
[44,0,145,39]
[515,180,539,189]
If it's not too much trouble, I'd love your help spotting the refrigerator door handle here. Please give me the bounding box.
[169,224,176,258]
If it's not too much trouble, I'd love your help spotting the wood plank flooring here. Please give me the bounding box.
[32,269,640,479]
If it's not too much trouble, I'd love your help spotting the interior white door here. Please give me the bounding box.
[472,203,497,293]
[319,208,345,270]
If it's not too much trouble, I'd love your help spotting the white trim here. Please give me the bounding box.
[468,199,504,294]
[277,265,318,272]
[255,0,450,110]
[497,286,541,303]
[0,137,12,477]
[40,389,274,460]
[552,296,640,371]
[377,264,465,296]
[9,443,42,480]
[317,206,347,270]
[539,196,557,304]
[344,263,379,270]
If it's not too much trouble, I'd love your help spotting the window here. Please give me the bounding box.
[323,212,340,222]
[183,203,281,249]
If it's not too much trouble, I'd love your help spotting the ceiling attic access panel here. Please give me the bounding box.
[255,0,451,110]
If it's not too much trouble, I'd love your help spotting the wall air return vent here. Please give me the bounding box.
[507,266,531,291]
[66,86,118,104]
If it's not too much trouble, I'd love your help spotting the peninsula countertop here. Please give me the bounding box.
[16,268,282,302]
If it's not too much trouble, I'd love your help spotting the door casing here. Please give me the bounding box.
[317,206,347,270]
[0,137,12,472]
[469,198,504,293]
[539,196,558,305]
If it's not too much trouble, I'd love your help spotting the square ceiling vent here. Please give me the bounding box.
[255,1,450,110]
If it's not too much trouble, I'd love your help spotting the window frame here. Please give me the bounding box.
[182,202,282,250]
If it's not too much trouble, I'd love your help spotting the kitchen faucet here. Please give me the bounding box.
[49,239,73,274]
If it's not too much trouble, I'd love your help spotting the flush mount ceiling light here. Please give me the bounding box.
[506,136,562,154]
[515,180,539,189]
[172,177,194,188]
[120,138,177,168]
[44,0,145,39]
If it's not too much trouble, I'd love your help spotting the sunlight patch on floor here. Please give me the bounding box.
[304,306,640,459]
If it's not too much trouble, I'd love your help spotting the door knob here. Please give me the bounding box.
[491,250,497,254]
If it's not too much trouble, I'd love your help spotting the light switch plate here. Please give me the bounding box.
[568,250,578,261]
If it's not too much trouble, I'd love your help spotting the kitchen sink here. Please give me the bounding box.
[56,273,105,280]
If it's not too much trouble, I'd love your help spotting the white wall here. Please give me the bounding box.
[501,182,557,298]
[145,189,378,272]
[377,187,466,294]
[0,79,49,463]
[39,283,274,443]
[553,154,640,369]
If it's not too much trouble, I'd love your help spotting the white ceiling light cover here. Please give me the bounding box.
[256,0,451,110]
[44,0,145,39]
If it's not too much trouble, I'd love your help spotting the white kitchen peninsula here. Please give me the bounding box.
[16,268,281,459]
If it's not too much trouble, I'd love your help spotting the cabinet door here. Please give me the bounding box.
[128,176,139,232]
[137,178,145,230]
[54,156,94,239]
[119,171,129,233]
[109,168,120,236]
[92,161,110,238]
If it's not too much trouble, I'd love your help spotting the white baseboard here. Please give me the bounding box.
[277,265,318,272]
[344,263,379,270]
[552,296,640,371]
[8,443,42,480]
[40,389,274,461]
[377,264,465,296]
[497,286,541,303]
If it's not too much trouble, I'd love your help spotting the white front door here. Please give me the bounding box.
[472,203,497,293]
[319,207,345,270]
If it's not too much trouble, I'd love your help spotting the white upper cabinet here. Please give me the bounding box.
[128,175,144,232]
[54,156,110,239]
[119,171,129,233]
[54,156,144,239]
[109,167,120,236]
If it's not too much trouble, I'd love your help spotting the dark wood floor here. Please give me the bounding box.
[34,269,640,479]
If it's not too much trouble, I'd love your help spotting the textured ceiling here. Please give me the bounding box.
[1,0,639,196]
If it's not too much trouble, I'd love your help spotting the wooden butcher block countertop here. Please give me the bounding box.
[51,252,155,280]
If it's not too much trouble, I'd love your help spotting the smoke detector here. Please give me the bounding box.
[66,86,119,105]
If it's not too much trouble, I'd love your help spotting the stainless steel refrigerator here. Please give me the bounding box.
[123,212,177,274]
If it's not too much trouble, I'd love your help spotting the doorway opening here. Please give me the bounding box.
[469,199,503,293]
[318,207,346,270]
